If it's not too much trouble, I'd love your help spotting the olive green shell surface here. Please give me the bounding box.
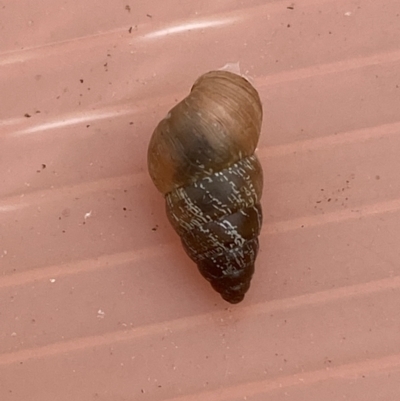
[147,70,264,304]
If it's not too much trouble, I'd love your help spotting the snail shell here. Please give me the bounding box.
[147,70,263,304]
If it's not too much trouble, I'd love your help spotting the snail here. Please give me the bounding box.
[147,70,263,304]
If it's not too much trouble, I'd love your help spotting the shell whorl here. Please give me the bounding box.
[147,70,263,195]
[147,70,263,303]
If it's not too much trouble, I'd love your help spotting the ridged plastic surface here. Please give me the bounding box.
[1,0,400,399]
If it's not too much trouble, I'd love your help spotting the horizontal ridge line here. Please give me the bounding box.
[0,274,399,365]
[0,0,354,63]
[1,119,399,209]
[1,195,400,289]
[166,352,400,401]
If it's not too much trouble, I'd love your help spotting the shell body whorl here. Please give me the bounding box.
[147,70,263,304]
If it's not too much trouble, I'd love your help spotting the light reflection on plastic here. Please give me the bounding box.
[142,18,238,40]
[0,204,27,212]
[13,109,132,136]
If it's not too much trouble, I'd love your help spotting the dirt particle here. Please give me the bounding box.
[36,163,46,173]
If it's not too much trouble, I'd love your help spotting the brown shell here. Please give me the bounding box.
[147,70,263,195]
[147,70,264,304]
